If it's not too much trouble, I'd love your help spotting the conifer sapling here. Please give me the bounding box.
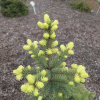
[13,14,95,100]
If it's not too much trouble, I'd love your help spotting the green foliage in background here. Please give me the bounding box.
[97,0,100,3]
[0,0,29,17]
[70,0,92,13]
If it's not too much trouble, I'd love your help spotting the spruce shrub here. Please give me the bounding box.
[13,14,95,100]
[70,0,92,13]
[0,0,29,17]
[97,0,100,3]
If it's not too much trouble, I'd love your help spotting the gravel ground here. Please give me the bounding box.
[0,0,100,100]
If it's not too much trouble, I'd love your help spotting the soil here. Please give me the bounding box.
[0,0,100,100]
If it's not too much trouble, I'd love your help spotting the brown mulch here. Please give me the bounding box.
[0,0,100,100]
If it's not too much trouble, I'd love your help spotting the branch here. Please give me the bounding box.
[52,72,75,76]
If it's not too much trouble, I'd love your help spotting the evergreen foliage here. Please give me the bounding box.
[97,0,100,3]
[0,0,29,17]
[70,0,92,13]
[13,14,95,100]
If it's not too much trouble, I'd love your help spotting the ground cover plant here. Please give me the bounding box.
[13,14,95,100]
[70,0,92,13]
[0,0,29,17]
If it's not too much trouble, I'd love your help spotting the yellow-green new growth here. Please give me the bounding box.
[41,70,46,76]
[37,21,44,29]
[34,88,39,96]
[28,51,33,54]
[44,14,50,24]
[64,55,68,58]
[69,81,74,85]
[77,65,85,73]
[80,78,85,83]
[23,45,30,50]
[27,39,32,46]
[13,65,24,75]
[33,42,38,48]
[51,40,58,47]
[45,57,49,61]
[27,65,31,70]
[43,23,49,29]
[71,64,78,69]
[68,50,74,55]
[39,40,46,46]
[64,67,68,71]
[66,42,74,50]
[13,65,24,81]
[52,20,59,25]
[21,83,34,93]
[16,74,23,81]
[43,33,49,39]
[50,32,56,39]
[38,50,45,56]
[51,25,58,31]
[38,96,43,100]
[31,55,35,58]
[52,48,58,53]
[60,44,66,52]
[41,77,48,82]
[74,74,80,83]
[26,74,35,84]
[33,41,38,45]
[36,81,44,89]
[58,92,63,97]
[26,85,34,93]
[61,62,66,67]
[46,49,52,55]
[80,71,89,78]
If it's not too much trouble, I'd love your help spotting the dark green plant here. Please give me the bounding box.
[97,0,100,3]
[0,0,29,17]
[70,0,92,13]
